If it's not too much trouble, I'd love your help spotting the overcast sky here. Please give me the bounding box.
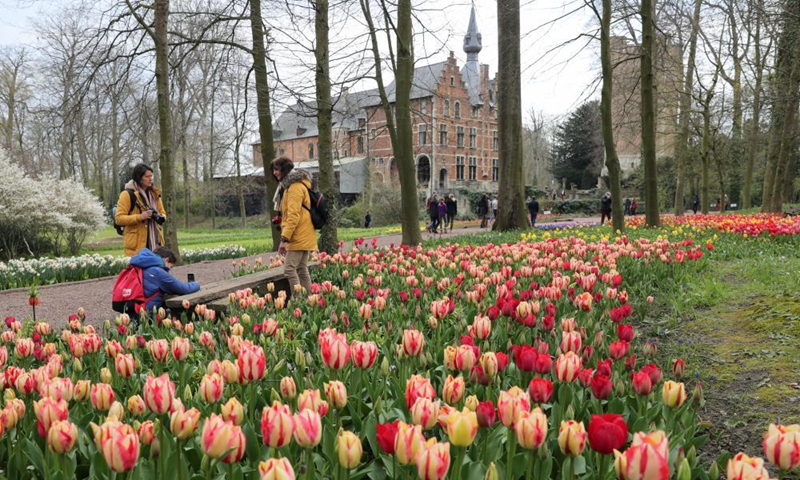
[0,0,600,123]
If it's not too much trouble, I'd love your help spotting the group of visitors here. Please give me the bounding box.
[114,157,319,322]
[426,191,459,233]
[477,194,498,228]
[622,196,639,217]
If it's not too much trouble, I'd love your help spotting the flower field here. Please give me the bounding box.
[0,245,248,291]
[1,214,799,480]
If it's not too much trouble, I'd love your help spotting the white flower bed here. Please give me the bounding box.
[0,245,250,290]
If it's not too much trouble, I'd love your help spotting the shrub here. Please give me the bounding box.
[0,149,106,259]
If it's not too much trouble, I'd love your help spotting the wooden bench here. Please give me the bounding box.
[165,262,319,314]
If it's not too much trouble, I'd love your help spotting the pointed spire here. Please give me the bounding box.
[463,4,482,61]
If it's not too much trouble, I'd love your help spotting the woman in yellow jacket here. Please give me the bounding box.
[271,157,317,294]
[115,163,167,256]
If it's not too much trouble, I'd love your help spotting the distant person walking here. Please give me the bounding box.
[364,210,372,228]
[115,163,167,257]
[478,193,489,228]
[426,192,439,233]
[437,198,447,233]
[600,192,612,226]
[630,198,638,216]
[490,196,498,223]
[527,196,540,226]
[692,194,700,214]
[624,197,632,216]
[445,194,457,232]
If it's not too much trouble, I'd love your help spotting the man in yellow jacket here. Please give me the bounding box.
[271,157,318,295]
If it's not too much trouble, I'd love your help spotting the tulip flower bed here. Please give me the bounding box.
[0,245,250,291]
[0,229,750,480]
[627,212,800,237]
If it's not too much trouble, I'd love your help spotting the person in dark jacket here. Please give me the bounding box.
[527,196,540,226]
[437,198,448,233]
[130,247,200,316]
[426,192,439,233]
[478,193,489,228]
[692,194,700,214]
[624,197,632,216]
[364,210,372,228]
[445,194,457,232]
[600,192,612,225]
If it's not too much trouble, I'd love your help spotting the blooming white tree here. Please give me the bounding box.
[0,148,106,259]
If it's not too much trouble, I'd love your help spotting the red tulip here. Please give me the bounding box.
[528,378,553,404]
[590,374,613,400]
[237,343,267,383]
[616,324,634,342]
[608,341,630,360]
[476,401,496,428]
[631,371,653,395]
[642,363,662,385]
[375,420,400,454]
[351,340,378,369]
[671,358,685,379]
[587,414,628,454]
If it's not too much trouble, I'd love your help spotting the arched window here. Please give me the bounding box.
[454,101,461,119]
[308,143,315,159]
[444,100,450,117]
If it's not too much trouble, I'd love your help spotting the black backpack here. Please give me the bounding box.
[303,185,329,230]
[113,189,137,236]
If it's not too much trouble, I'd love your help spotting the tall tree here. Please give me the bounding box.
[761,0,800,212]
[494,0,528,230]
[640,0,660,226]
[314,0,338,253]
[359,0,421,245]
[249,0,281,250]
[741,0,767,209]
[127,0,180,256]
[548,101,603,190]
[589,0,625,231]
[674,0,702,215]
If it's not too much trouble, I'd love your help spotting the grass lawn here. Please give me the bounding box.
[82,224,406,257]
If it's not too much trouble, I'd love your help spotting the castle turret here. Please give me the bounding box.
[461,5,483,106]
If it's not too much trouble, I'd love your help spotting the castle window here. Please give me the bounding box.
[456,155,465,180]
[421,101,427,115]
[371,128,376,139]
[439,124,448,146]
[492,131,498,151]
[469,127,477,149]
[457,126,465,148]
[492,159,499,181]
[444,100,450,117]
[454,101,461,119]
[418,124,428,145]
[450,76,455,86]
[357,136,364,154]
[468,156,477,180]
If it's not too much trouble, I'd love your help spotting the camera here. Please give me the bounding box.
[271,215,282,225]
[150,207,166,225]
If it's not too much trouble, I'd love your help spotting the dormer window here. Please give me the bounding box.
[444,100,450,117]
[450,76,455,86]
[358,118,366,128]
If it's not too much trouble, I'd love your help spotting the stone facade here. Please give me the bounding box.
[609,36,682,175]
[255,6,500,198]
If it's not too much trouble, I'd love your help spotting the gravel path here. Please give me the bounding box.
[0,225,498,327]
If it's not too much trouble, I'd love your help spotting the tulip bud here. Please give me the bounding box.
[183,385,193,402]
[465,395,479,411]
[676,458,691,480]
[381,357,390,377]
[272,359,285,374]
[485,462,499,480]
[270,388,281,404]
[708,461,719,479]
[73,358,83,372]
[337,430,363,469]
[295,348,306,369]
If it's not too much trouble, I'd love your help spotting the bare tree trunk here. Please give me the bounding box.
[314,0,338,253]
[598,0,624,231]
[110,94,121,206]
[699,70,718,214]
[394,0,422,245]
[762,0,800,212]
[154,0,179,256]
[235,142,246,228]
[674,0,701,215]
[494,0,528,231]
[742,7,763,209]
[209,82,217,229]
[640,0,660,226]
[249,0,280,249]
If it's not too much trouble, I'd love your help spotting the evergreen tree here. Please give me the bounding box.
[549,101,603,190]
